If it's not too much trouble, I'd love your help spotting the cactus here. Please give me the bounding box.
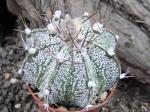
[19,11,121,108]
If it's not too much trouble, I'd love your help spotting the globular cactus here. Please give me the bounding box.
[19,11,121,108]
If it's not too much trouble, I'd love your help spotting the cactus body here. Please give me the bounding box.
[21,13,121,108]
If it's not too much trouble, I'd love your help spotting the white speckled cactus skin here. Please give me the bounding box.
[20,12,121,108]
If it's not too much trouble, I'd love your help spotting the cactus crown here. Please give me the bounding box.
[19,11,121,108]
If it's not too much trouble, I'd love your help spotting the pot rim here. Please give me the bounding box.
[27,83,117,112]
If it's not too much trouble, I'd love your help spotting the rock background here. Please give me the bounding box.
[0,0,150,111]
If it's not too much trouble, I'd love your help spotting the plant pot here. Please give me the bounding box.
[27,83,117,112]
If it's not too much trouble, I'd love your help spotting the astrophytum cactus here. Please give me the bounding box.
[19,11,121,108]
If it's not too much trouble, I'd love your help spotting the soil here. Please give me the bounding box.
[0,0,150,112]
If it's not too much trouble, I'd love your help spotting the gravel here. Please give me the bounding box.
[0,34,38,112]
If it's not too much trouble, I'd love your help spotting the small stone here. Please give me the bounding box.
[4,73,11,80]
[8,49,14,55]
[10,78,18,84]
[24,103,31,111]
[2,89,7,96]
[6,93,14,103]
[2,51,7,58]
[18,90,24,97]
[3,106,9,112]
[0,96,4,104]
[15,103,21,109]
[3,81,11,88]
[101,107,109,112]
[22,92,29,101]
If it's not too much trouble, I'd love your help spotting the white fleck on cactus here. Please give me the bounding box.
[20,11,121,108]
